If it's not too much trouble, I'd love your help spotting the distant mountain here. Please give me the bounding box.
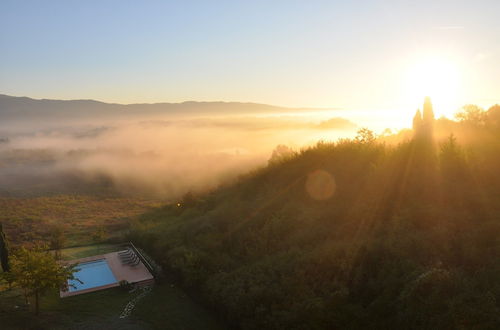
[0,94,334,122]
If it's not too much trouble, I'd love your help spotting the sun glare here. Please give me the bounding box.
[404,56,462,118]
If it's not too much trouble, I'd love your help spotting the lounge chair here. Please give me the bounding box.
[121,254,139,264]
[118,249,133,256]
[124,259,139,267]
[120,253,138,262]
[119,251,135,258]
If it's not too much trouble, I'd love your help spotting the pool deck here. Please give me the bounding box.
[60,250,154,298]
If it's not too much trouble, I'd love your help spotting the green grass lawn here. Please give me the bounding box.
[0,282,225,329]
[59,243,123,260]
[0,285,148,329]
[133,283,223,330]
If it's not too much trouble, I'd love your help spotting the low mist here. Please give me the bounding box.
[0,108,357,199]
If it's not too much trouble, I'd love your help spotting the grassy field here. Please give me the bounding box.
[59,243,123,260]
[0,244,225,329]
[0,195,162,246]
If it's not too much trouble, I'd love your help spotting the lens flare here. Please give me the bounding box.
[305,169,336,201]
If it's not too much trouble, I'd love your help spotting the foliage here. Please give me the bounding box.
[119,279,132,291]
[455,104,487,126]
[268,144,296,165]
[48,224,66,259]
[91,226,108,243]
[130,112,500,329]
[9,245,78,315]
[354,127,376,144]
[0,222,10,272]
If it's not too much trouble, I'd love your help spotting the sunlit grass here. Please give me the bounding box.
[0,195,161,246]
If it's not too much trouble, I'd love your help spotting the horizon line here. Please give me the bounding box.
[0,93,342,111]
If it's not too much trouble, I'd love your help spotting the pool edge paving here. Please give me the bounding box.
[60,251,154,298]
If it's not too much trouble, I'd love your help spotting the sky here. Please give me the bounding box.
[2,0,500,119]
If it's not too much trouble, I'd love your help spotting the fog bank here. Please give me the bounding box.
[0,107,357,198]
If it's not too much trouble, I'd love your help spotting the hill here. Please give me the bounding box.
[129,109,500,329]
[0,94,330,123]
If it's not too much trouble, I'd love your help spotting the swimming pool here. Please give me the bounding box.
[68,259,117,292]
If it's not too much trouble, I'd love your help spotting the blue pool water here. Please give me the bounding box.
[68,259,117,292]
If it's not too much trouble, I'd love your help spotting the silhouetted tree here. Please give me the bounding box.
[413,109,423,131]
[0,223,9,272]
[413,97,436,140]
[354,128,376,144]
[487,104,500,127]
[269,144,295,165]
[455,104,486,126]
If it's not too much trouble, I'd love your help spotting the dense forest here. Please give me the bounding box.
[129,103,500,329]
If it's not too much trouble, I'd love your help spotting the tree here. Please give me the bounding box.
[0,269,15,289]
[92,226,108,254]
[0,223,9,272]
[10,245,78,315]
[455,104,487,126]
[439,134,466,179]
[354,128,376,144]
[92,226,107,243]
[487,104,500,127]
[269,145,295,165]
[48,225,66,259]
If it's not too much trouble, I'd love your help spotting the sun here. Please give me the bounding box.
[404,56,462,118]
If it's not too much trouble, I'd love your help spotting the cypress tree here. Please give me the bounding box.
[0,223,9,272]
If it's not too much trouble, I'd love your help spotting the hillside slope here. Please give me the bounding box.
[130,122,500,329]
